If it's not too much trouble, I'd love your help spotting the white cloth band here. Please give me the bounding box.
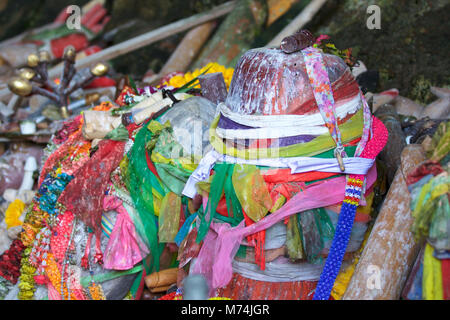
[215,93,362,139]
[182,150,374,198]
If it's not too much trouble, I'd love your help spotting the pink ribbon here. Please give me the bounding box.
[102,195,149,270]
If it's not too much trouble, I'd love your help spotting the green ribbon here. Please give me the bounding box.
[81,264,144,288]
[127,124,165,275]
[105,124,129,141]
[196,163,229,242]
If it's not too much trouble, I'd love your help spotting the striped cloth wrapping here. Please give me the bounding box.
[101,212,115,238]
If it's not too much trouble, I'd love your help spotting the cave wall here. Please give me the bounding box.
[0,0,90,41]
[305,0,450,104]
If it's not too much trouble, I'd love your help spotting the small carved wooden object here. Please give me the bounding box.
[280,29,315,54]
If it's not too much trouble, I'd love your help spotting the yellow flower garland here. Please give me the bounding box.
[162,62,234,89]
[18,248,36,300]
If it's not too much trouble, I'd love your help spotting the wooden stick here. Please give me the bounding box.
[150,0,297,84]
[145,21,217,85]
[48,1,236,79]
[342,144,426,300]
[159,21,217,76]
[375,105,407,185]
[145,268,178,288]
[266,0,328,48]
[191,0,267,69]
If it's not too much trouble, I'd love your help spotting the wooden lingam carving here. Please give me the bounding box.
[8,46,109,118]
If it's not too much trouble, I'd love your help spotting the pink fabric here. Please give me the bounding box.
[191,164,378,291]
[102,195,149,270]
[47,281,62,300]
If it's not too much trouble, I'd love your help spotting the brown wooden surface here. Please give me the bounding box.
[145,268,178,289]
[375,104,407,185]
[266,0,327,47]
[191,0,267,69]
[159,21,217,76]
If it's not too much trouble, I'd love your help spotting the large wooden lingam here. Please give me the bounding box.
[342,144,426,300]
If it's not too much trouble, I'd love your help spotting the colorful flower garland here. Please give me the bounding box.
[18,248,36,300]
[0,239,25,284]
[14,171,74,300]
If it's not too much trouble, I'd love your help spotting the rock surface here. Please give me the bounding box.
[305,0,450,105]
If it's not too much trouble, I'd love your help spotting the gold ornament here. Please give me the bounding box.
[8,77,33,96]
[18,68,36,81]
[90,62,109,77]
[85,92,101,105]
[38,50,51,63]
[63,46,76,62]
[27,54,39,67]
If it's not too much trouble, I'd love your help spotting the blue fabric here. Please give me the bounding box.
[174,212,197,246]
[38,171,73,215]
[313,201,357,300]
